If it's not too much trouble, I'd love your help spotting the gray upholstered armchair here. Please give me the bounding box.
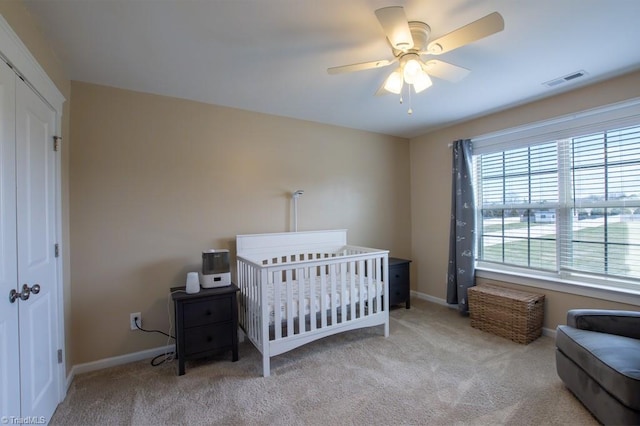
[556,309,640,425]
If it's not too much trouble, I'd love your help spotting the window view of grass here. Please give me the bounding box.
[481,218,556,270]
[482,236,555,269]
[480,211,640,278]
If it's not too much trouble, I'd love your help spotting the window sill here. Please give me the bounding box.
[475,266,640,307]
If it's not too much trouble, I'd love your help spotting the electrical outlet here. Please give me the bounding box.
[130,312,141,331]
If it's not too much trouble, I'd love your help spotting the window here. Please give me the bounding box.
[477,142,559,271]
[475,115,640,287]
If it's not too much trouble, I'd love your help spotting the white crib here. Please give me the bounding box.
[236,229,389,377]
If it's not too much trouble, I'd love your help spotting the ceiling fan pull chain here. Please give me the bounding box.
[407,85,413,115]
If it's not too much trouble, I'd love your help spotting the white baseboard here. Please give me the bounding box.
[410,290,557,339]
[542,327,557,338]
[411,290,454,307]
[65,328,246,390]
[66,344,175,390]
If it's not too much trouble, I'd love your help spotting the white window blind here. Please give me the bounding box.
[559,125,640,280]
[477,142,559,271]
[474,97,640,288]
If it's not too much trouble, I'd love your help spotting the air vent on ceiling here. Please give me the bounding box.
[543,70,589,88]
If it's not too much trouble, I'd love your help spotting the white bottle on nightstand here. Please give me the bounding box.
[185,271,200,294]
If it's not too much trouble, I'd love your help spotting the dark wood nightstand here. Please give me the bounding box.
[171,284,239,376]
[388,257,411,309]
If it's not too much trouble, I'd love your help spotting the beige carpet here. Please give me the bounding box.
[51,299,596,425]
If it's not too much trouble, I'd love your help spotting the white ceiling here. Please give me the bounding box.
[22,0,640,139]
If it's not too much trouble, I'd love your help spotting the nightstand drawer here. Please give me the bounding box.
[183,297,232,328]
[183,322,233,356]
[389,265,409,306]
[387,257,411,309]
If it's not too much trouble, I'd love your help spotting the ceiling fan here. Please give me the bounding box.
[328,6,504,98]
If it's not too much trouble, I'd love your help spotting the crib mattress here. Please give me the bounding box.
[248,274,384,325]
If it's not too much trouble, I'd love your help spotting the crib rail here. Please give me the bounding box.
[237,246,389,376]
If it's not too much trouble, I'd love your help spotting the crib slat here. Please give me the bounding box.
[274,270,282,341]
[367,257,373,314]
[237,261,244,327]
[261,268,269,356]
[383,254,389,336]
[359,260,365,319]
[298,266,305,334]
[371,258,380,312]
[252,266,258,344]
[309,264,317,331]
[330,263,337,325]
[242,262,252,343]
[376,256,383,314]
[340,262,347,323]
[349,260,356,321]
[320,265,327,328]
[286,268,294,336]
[247,264,253,340]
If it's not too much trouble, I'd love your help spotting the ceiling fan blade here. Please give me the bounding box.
[375,82,390,96]
[375,6,414,51]
[426,12,504,55]
[327,58,395,75]
[423,60,470,82]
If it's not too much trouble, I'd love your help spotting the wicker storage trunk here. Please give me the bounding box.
[468,284,545,344]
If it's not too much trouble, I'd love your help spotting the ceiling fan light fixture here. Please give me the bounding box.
[412,70,433,93]
[402,56,423,84]
[383,69,404,94]
[329,8,506,106]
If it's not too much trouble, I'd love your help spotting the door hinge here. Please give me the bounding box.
[53,136,62,152]
[55,243,60,258]
[57,349,63,364]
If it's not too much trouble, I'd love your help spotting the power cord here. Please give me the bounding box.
[133,317,177,367]
[132,289,189,367]
[134,318,175,339]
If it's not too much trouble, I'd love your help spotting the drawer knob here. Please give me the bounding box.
[205,309,212,316]
[395,274,400,278]
[207,336,213,342]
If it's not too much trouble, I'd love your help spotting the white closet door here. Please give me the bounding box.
[15,75,59,420]
[0,60,19,418]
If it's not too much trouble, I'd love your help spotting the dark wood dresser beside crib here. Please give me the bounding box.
[171,284,239,375]
[388,257,411,309]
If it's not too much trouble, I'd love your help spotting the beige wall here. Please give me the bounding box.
[410,70,640,330]
[69,81,411,364]
[0,2,72,371]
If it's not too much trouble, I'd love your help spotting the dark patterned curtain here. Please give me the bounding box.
[447,139,476,314]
